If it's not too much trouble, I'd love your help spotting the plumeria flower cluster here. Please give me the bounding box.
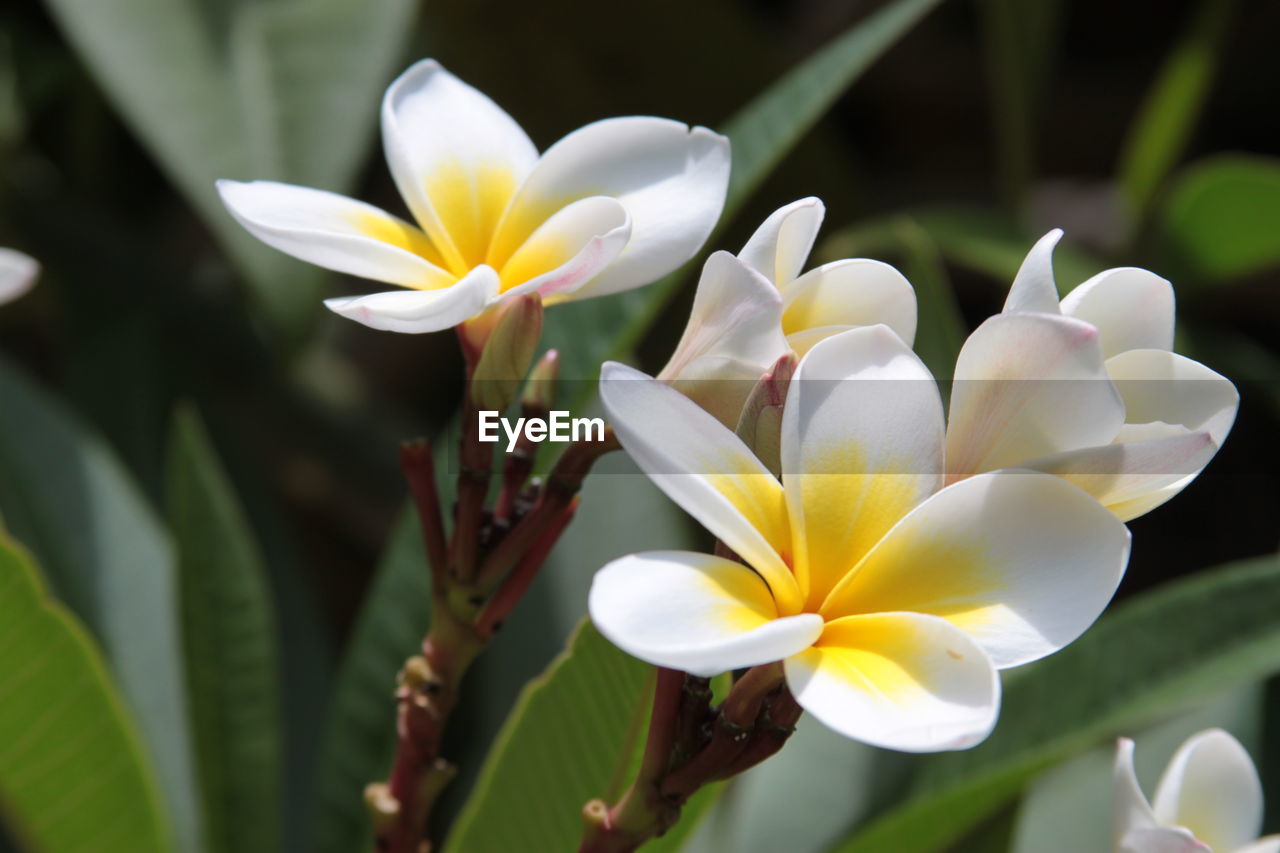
[219,60,729,340]
[0,249,38,306]
[589,222,1239,751]
[1115,730,1280,852]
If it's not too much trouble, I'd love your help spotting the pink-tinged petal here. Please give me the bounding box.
[946,313,1125,476]
[1061,267,1176,358]
[781,258,918,348]
[1153,730,1264,853]
[498,196,631,301]
[1020,426,1217,521]
[658,251,788,386]
[1118,827,1211,853]
[0,248,38,305]
[1106,349,1239,445]
[737,197,825,286]
[1003,229,1064,314]
[589,551,823,677]
[381,60,538,273]
[217,180,456,289]
[491,117,730,298]
[323,265,499,333]
[821,470,1129,668]
[781,326,944,608]
[784,612,999,752]
[599,361,802,614]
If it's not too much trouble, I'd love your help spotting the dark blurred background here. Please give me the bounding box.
[1,0,1276,691]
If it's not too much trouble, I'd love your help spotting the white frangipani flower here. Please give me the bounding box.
[945,229,1238,520]
[0,248,38,306]
[1115,730,1280,853]
[218,60,730,335]
[657,197,916,422]
[591,325,1130,752]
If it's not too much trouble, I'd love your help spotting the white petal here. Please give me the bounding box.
[1106,349,1239,445]
[947,313,1125,476]
[1119,827,1210,853]
[589,551,823,677]
[667,356,778,429]
[821,470,1130,669]
[323,265,498,333]
[0,248,39,305]
[1060,267,1176,358]
[781,325,944,609]
[217,180,454,289]
[737,197,825,286]
[499,196,631,301]
[1236,837,1280,853]
[658,251,788,384]
[1020,428,1217,521]
[1004,229,1064,314]
[784,612,999,752]
[1153,729,1264,853]
[491,117,730,298]
[1116,738,1161,849]
[781,258,918,347]
[599,361,802,613]
[381,59,538,272]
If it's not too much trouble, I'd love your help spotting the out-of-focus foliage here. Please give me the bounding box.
[0,528,171,853]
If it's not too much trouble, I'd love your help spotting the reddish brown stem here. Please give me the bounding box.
[475,497,578,639]
[400,440,448,577]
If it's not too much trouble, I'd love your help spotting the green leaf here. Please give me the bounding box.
[977,0,1063,211]
[541,0,946,385]
[831,553,1280,853]
[166,409,282,853]
[0,527,172,853]
[442,621,653,853]
[1117,0,1237,236]
[311,509,429,853]
[1160,154,1280,283]
[39,0,416,334]
[822,206,1106,298]
[0,356,204,853]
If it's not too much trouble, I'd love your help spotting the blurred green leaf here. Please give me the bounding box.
[311,509,429,853]
[0,526,172,853]
[892,217,966,380]
[822,206,1106,298]
[167,409,282,853]
[1118,0,1236,236]
[978,0,1063,211]
[542,0,946,384]
[1160,154,1280,283]
[831,552,1280,853]
[442,621,653,853]
[0,356,204,853]
[39,0,417,336]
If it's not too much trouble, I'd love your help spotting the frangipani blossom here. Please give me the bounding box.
[658,198,916,423]
[0,248,38,306]
[1115,730,1280,853]
[218,60,730,335]
[591,325,1130,751]
[945,229,1238,520]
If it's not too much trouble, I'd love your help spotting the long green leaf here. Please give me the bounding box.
[1117,0,1237,237]
[311,509,429,853]
[541,0,946,385]
[0,526,172,853]
[830,553,1280,853]
[1159,154,1280,284]
[40,0,416,334]
[443,621,653,853]
[167,409,282,853]
[0,356,204,853]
